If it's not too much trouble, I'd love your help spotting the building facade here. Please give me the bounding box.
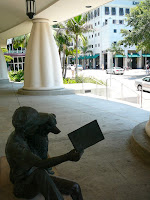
[83,0,149,70]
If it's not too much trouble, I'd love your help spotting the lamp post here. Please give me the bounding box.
[26,0,36,19]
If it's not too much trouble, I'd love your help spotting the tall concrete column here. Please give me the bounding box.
[137,51,142,69]
[23,18,63,90]
[107,51,113,69]
[93,58,95,69]
[0,47,8,80]
[124,49,128,69]
[100,51,104,69]
[115,58,118,67]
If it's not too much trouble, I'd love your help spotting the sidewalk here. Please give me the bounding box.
[0,80,150,200]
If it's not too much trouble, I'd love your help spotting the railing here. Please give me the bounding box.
[5,50,26,54]
[82,76,144,108]
[106,77,142,107]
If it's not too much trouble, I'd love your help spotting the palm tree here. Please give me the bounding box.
[1,48,13,62]
[65,14,90,75]
[80,37,90,69]
[13,34,30,49]
[54,28,72,76]
[107,43,124,67]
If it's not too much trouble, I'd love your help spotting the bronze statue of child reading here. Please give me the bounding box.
[5,106,84,200]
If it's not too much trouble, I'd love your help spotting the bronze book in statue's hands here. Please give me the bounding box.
[68,120,104,153]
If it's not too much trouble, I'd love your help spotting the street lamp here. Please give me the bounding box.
[26,0,36,19]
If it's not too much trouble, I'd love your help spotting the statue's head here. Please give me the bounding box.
[12,106,60,136]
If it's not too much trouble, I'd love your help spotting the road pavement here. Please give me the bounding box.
[66,69,150,111]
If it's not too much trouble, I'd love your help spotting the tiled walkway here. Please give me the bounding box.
[0,80,150,200]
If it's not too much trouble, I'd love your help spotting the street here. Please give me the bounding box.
[66,69,150,111]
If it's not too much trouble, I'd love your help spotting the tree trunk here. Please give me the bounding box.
[63,56,68,78]
[75,35,78,76]
[62,49,65,76]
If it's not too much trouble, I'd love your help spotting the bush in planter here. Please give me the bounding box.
[9,70,24,82]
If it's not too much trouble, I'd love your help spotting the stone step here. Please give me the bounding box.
[130,121,150,165]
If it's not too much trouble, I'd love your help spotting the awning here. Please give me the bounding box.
[142,54,150,57]
[115,54,126,58]
[72,57,80,60]
[86,55,93,59]
[128,53,140,58]
[93,54,99,59]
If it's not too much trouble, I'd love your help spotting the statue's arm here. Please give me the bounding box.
[34,149,83,169]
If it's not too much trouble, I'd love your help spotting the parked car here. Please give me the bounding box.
[74,64,83,71]
[106,67,124,75]
[67,64,73,69]
[135,76,150,91]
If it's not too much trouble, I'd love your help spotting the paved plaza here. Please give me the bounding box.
[0,80,150,200]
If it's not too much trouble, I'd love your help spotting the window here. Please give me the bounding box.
[94,10,97,18]
[114,41,117,44]
[95,23,96,26]
[114,29,117,33]
[95,33,97,37]
[105,7,109,15]
[95,44,97,47]
[92,45,93,48]
[97,8,100,16]
[119,8,124,16]
[91,12,93,19]
[92,35,93,38]
[113,20,116,24]
[119,20,124,24]
[98,32,100,36]
[98,44,100,47]
[88,13,91,20]
[111,7,116,15]
[89,36,90,39]
[98,21,100,25]
[125,8,130,14]
[105,19,108,25]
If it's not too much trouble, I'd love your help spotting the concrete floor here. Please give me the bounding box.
[1,80,150,200]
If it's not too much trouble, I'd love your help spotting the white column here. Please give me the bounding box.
[124,49,128,69]
[107,51,113,69]
[137,51,142,69]
[24,18,63,90]
[0,47,8,80]
[93,58,95,69]
[115,58,118,67]
[100,51,104,69]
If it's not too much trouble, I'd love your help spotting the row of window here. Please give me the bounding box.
[105,7,130,16]
[88,8,100,20]
[89,32,100,39]
[88,7,130,20]
[104,19,124,25]
[89,44,101,48]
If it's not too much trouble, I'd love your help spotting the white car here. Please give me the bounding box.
[106,67,124,75]
[135,76,150,91]
[67,64,73,69]
[74,64,83,71]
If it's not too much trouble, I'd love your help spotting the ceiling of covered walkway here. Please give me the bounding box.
[0,0,112,46]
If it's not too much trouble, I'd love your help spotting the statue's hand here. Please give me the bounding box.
[67,149,84,162]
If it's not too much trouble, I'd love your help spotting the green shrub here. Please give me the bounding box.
[9,70,24,82]
[63,76,105,85]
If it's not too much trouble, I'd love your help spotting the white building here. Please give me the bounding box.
[83,0,149,70]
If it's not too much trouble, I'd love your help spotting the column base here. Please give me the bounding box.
[18,87,75,96]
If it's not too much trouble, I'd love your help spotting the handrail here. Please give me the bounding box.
[106,77,142,107]
[85,75,143,108]
[108,77,139,96]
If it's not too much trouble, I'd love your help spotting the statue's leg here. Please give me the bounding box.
[51,176,83,200]
[33,169,64,200]
[14,169,64,200]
